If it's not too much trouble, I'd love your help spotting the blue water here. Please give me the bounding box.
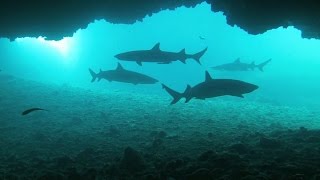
[1,2,320,179]
[1,3,320,108]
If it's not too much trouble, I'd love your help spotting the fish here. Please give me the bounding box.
[114,43,208,66]
[212,58,271,72]
[89,63,158,85]
[199,36,205,40]
[22,108,47,116]
[162,71,258,104]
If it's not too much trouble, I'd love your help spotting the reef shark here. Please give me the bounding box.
[162,71,258,104]
[212,58,271,72]
[114,43,208,66]
[89,63,158,85]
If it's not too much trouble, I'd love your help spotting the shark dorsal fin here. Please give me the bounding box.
[99,69,102,73]
[184,85,191,93]
[179,48,186,55]
[205,71,213,82]
[116,63,124,70]
[234,58,241,63]
[151,43,160,51]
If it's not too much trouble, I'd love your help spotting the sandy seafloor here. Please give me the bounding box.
[1,74,320,180]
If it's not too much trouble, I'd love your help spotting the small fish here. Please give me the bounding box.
[199,36,205,40]
[22,108,47,116]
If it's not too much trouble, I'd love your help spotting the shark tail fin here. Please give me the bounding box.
[162,84,183,105]
[191,47,208,64]
[257,59,271,72]
[89,68,97,82]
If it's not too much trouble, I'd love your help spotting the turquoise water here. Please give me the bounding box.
[2,3,320,107]
[1,2,320,179]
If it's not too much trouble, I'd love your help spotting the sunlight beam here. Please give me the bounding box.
[37,37,72,57]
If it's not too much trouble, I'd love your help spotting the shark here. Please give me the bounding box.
[162,71,258,104]
[212,58,271,72]
[89,63,158,85]
[114,43,208,66]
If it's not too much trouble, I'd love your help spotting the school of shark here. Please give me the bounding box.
[89,42,271,105]
[1,41,271,115]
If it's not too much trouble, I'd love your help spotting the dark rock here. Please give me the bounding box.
[314,175,320,180]
[259,137,282,148]
[230,168,253,179]
[305,136,320,143]
[120,147,146,173]
[165,159,184,172]
[104,163,121,177]
[209,153,244,169]
[158,131,167,139]
[288,174,304,180]
[31,131,49,141]
[241,175,267,180]
[150,130,167,139]
[66,168,82,180]
[70,116,83,125]
[108,125,121,136]
[37,171,65,180]
[209,168,224,179]
[229,143,249,154]
[82,168,97,180]
[152,138,164,149]
[75,148,95,162]
[299,126,308,133]
[0,0,202,40]
[2,1,320,40]
[186,168,210,180]
[3,174,20,180]
[143,174,160,180]
[54,155,74,169]
[210,0,320,39]
[198,150,215,161]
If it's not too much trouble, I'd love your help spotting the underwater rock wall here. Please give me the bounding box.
[209,0,320,39]
[1,0,320,40]
[0,0,202,40]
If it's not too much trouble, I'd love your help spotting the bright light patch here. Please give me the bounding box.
[37,37,72,57]
[15,36,76,65]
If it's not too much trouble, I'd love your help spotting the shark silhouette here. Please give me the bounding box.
[162,71,258,104]
[212,58,271,72]
[89,63,158,85]
[114,43,207,66]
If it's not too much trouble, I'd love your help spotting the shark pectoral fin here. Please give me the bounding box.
[179,59,186,64]
[185,97,192,103]
[231,94,244,98]
[136,61,142,66]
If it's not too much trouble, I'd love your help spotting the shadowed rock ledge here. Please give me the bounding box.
[209,0,320,39]
[1,0,320,40]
